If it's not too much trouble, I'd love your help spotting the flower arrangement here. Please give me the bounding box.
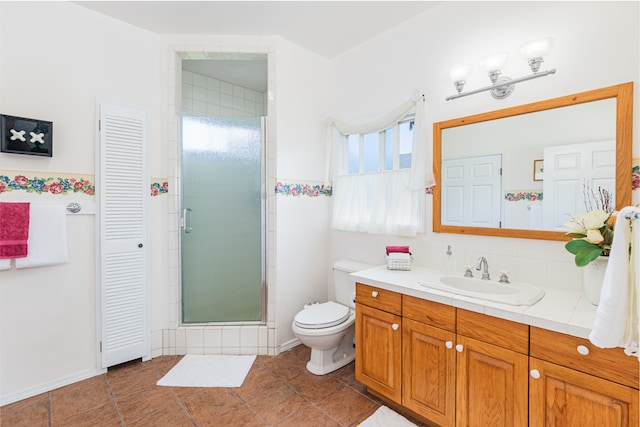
[563,186,616,267]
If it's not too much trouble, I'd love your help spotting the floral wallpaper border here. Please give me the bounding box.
[3,161,638,199]
[151,179,169,196]
[275,182,332,197]
[504,191,543,201]
[632,159,639,191]
[0,173,95,195]
[0,171,169,197]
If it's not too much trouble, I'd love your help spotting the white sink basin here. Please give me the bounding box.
[418,274,544,306]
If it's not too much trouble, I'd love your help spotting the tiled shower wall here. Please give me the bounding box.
[181,70,267,117]
[161,47,277,358]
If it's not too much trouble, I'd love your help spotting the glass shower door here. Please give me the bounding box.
[181,115,264,323]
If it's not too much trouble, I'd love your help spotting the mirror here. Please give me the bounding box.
[433,82,633,241]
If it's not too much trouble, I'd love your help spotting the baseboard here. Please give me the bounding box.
[279,338,301,353]
[0,367,105,407]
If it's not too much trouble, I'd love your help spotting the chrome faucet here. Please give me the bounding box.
[475,257,490,280]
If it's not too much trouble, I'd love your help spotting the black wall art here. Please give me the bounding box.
[1,114,53,157]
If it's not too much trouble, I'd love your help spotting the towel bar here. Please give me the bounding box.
[66,202,81,213]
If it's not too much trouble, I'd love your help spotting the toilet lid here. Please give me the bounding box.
[294,301,350,329]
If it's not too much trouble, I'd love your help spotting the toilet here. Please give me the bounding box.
[292,260,373,375]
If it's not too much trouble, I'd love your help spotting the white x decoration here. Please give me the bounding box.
[9,129,26,141]
[30,131,44,144]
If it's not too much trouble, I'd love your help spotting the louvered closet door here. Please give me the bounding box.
[98,102,149,368]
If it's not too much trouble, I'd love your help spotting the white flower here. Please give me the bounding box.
[563,209,609,234]
[586,229,604,244]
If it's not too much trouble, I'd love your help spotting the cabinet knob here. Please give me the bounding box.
[455,344,464,352]
[371,291,379,297]
[445,341,453,349]
[530,369,541,379]
[577,345,590,356]
[392,323,399,331]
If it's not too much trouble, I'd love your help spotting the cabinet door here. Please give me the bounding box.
[456,335,528,427]
[530,358,639,427]
[355,303,402,403]
[402,318,456,426]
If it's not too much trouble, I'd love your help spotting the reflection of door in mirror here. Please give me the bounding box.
[442,155,502,228]
[543,140,615,229]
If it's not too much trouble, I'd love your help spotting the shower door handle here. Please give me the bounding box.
[183,208,192,233]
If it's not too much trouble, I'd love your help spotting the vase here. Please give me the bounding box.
[583,256,609,305]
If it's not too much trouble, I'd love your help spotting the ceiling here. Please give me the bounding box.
[74,1,440,91]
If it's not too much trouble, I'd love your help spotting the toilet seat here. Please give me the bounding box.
[294,301,350,329]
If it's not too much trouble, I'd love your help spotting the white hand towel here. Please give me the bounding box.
[15,204,68,269]
[0,258,11,270]
[589,206,640,359]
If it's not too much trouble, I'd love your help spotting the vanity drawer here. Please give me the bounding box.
[457,309,529,354]
[356,283,402,315]
[530,327,639,389]
[402,295,456,332]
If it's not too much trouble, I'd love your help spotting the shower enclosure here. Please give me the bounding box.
[181,115,265,323]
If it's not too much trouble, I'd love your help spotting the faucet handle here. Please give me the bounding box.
[498,270,510,284]
[464,265,473,277]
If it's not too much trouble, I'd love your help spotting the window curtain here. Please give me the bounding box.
[325,90,435,237]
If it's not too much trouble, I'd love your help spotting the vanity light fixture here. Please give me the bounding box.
[446,38,556,101]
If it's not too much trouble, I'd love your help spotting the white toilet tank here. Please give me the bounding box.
[333,260,374,308]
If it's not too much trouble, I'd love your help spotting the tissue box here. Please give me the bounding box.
[386,252,412,271]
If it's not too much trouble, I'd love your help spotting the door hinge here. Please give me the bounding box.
[99,341,102,352]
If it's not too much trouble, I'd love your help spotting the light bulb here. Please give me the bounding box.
[480,53,508,72]
[520,38,554,60]
[448,64,472,83]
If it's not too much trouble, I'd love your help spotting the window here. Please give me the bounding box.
[326,92,431,237]
[343,118,414,175]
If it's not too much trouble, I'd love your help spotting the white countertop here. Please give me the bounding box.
[351,265,597,340]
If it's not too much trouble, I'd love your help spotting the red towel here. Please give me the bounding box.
[386,245,411,255]
[0,202,30,259]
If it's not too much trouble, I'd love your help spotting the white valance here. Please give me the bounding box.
[324,89,435,190]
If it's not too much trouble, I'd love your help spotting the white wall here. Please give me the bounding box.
[328,1,639,289]
[0,1,334,402]
[0,1,164,404]
[273,38,331,346]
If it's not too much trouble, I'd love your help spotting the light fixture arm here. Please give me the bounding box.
[446,68,556,101]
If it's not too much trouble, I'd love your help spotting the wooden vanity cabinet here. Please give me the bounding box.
[529,327,639,427]
[455,310,529,427]
[402,296,456,426]
[355,283,403,403]
[356,284,638,427]
[402,296,529,427]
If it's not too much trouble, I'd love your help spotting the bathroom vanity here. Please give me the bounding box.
[352,265,639,427]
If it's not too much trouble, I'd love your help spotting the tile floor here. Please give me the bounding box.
[0,345,428,427]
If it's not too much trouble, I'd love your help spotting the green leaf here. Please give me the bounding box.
[565,239,592,255]
[575,246,604,266]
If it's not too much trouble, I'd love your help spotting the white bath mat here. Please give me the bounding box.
[358,406,418,427]
[157,354,256,388]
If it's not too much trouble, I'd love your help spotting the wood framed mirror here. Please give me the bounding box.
[433,82,633,241]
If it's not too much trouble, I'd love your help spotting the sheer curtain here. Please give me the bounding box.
[325,90,435,237]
